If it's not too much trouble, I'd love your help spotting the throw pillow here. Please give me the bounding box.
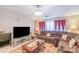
[61,34,68,41]
[46,33,51,37]
[69,38,76,48]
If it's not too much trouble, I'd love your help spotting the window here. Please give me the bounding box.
[39,20,66,32]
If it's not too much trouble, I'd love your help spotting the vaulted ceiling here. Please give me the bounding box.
[0,5,79,18]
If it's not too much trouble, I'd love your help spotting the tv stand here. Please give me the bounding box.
[11,36,30,46]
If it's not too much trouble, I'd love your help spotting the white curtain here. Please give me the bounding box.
[45,20,54,31]
[45,20,50,31]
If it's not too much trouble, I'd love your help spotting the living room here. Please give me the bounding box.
[0,5,79,53]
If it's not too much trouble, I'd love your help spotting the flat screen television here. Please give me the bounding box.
[13,27,30,38]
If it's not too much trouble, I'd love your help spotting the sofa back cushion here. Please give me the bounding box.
[40,31,79,41]
[46,33,51,37]
[67,32,77,39]
[61,34,68,41]
[74,35,79,44]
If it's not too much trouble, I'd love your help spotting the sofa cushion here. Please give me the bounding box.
[69,38,76,48]
[63,46,78,53]
[58,40,69,49]
[58,39,78,53]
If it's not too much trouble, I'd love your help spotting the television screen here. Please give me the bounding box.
[13,27,30,38]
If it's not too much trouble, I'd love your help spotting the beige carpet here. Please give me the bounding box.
[39,42,58,53]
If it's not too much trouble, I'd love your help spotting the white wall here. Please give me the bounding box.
[0,8,34,38]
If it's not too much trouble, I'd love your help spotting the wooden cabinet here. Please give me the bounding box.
[0,33,11,47]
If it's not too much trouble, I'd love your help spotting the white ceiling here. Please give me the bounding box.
[0,5,79,18]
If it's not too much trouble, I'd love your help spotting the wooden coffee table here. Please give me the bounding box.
[22,39,44,53]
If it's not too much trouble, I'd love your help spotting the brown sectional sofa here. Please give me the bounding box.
[36,31,62,47]
[35,31,79,53]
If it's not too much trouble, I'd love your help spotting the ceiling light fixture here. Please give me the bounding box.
[34,5,43,16]
[34,11,43,16]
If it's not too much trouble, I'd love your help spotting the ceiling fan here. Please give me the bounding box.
[34,5,43,16]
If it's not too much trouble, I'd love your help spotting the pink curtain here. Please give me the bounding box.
[58,20,61,31]
[61,20,65,31]
[54,20,57,31]
[39,21,45,31]
[54,20,65,31]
